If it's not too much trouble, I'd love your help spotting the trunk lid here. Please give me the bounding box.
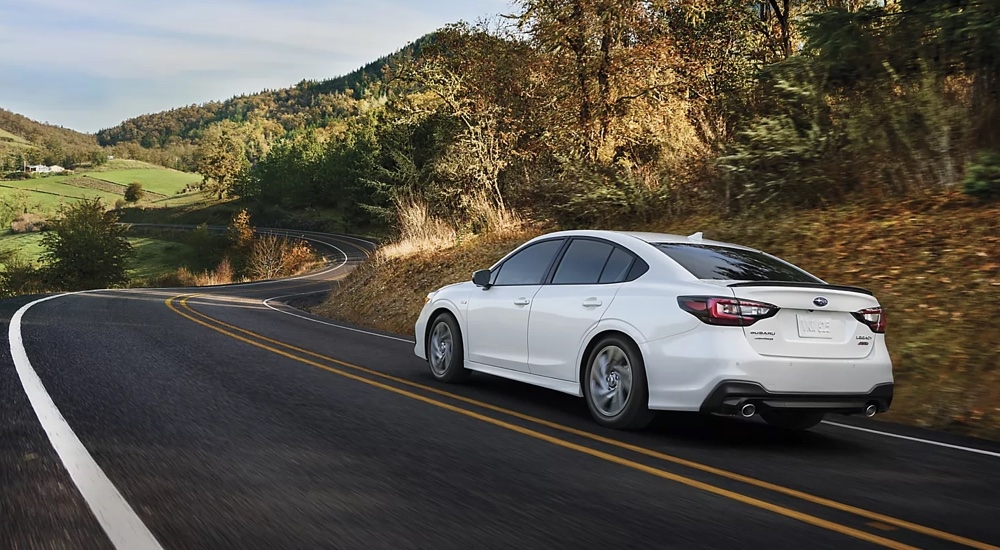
[727,282,880,360]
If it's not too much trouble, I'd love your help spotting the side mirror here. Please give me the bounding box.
[472,269,492,289]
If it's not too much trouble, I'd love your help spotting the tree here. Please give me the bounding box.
[227,208,255,249]
[196,121,250,198]
[40,198,135,290]
[124,182,144,202]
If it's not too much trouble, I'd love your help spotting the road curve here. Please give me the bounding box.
[2,230,999,550]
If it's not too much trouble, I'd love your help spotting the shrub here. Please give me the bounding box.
[10,213,48,233]
[194,257,234,285]
[40,198,135,290]
[718,58,847,209]
[0,250,47,298]
[124,182,144,202]
[962,151,1000,201]
[247,235,317,280]
[533,155,662,229]
[227,209,255,249]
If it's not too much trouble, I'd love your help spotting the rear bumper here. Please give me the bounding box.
[699,380,894,416]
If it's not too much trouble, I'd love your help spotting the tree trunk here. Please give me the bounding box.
[597,7,613,154]
[768,0,792,58]
[571,0,595,160]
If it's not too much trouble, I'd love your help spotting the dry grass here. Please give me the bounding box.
[312,227,541,335]
[378,195,522,262]
[376,198,459,261]
[149,257,236,287]
[466,190,522,234]
[314,190,1000,440]
[10,213,48,233]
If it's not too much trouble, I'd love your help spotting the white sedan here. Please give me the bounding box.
[413,230,894,431]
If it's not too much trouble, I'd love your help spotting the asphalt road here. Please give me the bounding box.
[2,230,999,550]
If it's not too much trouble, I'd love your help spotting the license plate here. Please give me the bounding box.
[797,315,833,339]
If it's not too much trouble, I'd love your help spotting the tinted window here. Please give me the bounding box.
[655,243,821,282]
[552,239,614,284]
[493,239,564,286]
[626,258,649,281]
[599,247,635,283]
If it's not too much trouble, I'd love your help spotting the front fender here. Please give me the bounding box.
[415,298,468,360]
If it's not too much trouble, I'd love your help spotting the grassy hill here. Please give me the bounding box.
[312,189,1000,440]
[0,127,34,149]
[0,108,104,170]
[0,158,203,215]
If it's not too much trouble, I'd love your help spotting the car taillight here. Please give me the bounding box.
[852,307,886,333]
[677,296,779,327]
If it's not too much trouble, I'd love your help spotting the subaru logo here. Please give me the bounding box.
[813,297,829,307]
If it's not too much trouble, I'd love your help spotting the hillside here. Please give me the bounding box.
[95,34,434,151]
[313,190,1000,440]
[0,108,105,170]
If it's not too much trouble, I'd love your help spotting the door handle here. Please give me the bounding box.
[514,298,530,306]
[582,298,603,307]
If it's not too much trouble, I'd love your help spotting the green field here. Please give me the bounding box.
[0,230,45,267]
[0,229,207,282]
[0,180,119,212]
[0,159,204,215]
[95,167,201,196]
[126,236,202,281]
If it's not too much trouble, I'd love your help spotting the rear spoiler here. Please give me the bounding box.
[727,281,874,296]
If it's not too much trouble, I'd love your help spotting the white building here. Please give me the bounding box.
[25,165,66,173]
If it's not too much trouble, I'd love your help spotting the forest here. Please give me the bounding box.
[89,0,1000,236]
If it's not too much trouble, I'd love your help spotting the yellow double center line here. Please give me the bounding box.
[166,294,997,550]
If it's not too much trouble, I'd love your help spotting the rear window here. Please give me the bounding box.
[654,243,821,283]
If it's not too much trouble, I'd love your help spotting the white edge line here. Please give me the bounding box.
[220,234,350,288]
[262,295,415,344]
[186,234,414,344]
[10,292,164,550]
[259,235,415,344]
[821,421,1000,458]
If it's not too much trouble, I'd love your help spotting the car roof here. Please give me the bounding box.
[533,229,755,251]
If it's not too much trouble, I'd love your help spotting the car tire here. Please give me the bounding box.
[582,335,654,430]
[760,410,825,431]
[426,313,471,383]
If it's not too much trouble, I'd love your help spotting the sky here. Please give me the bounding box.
[0,0,514,133]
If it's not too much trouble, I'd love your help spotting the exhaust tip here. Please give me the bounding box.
[741,403,756,418]
[864,404,878,418]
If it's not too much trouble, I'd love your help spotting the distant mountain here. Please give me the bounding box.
[0,109,104,170]
[96,34,435,150]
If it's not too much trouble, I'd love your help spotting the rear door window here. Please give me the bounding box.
[493,239,565,286]
[654,243,821,283]
[552,239,615,285]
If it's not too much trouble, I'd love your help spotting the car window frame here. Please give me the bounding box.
[543,237,642,286]
[489,237,568,287]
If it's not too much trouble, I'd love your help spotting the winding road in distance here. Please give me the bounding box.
[2,228,999,550]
